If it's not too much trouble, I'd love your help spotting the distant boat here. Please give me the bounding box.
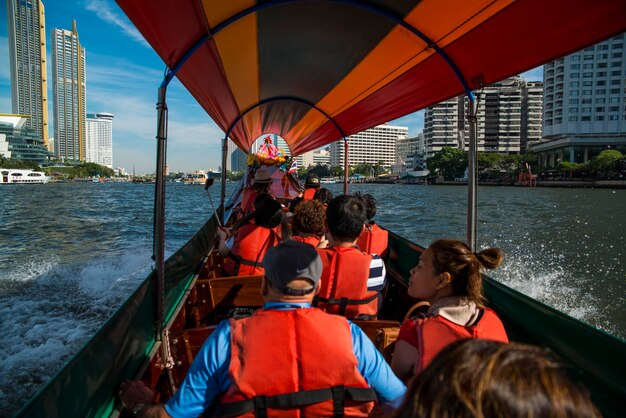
[320,177,337,184]
[0,168,49,184]
[183,170,209,185]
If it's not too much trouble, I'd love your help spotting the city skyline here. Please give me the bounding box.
[1,0,543,173]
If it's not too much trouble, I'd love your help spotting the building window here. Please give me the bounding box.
[568,116,578,121]
[612,43,623,49]
[570,90,579,96]
[583,72,593,77]
[596,89,606,94]
[569,99,579,104]
[570,64,580,70]
[595,115,604,121]
[609,106,619,111]
[613,52,623,58]
[582,89,592,95]
[612,61,623,67]
[598,62,608,69]
[609,115,619,120]
[596,107,605,112]
[572,55,581,61]
[597,80,606,86]
[583,63,594,69]
[582,107,591,112]
[569,107,579,113]
[597,71,607,77]
[570,81,579,87]
[609,97,620,103]
[611,79,621,85]
[582,98,592,104]
[571,73,580,78]
[583,80,593,86]
[583,54,594,60]
[581,116,591,121]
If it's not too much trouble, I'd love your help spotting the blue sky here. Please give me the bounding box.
[0,1,543,173]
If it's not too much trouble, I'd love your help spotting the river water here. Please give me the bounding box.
[0,182,624,414]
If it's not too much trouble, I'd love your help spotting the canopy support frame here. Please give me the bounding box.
[466,98,479,251]
[158,0,480,247]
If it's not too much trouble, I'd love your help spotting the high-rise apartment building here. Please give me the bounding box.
[397,133,425,171]
[532,33,626,167]
[329,124,408,167]
[86,112,114,168]
[51,21,87,161]
[295,148,330,168]
[423,77,543,160]
[6,0,49,146]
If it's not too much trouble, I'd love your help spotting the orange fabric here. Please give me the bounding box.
[415,308,508,374]
[292,235,321,247]
[302,188,317,200]
[223,224,280,276]
[316,247,378,318]
[356,224,388,256]
[222,308,375,417]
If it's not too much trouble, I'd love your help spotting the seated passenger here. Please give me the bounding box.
[216,198,290,276]
[315,195,385,319]
[355,192,388,257]
[313,187,333,206]
[302,172,321,200]
[240,169,272,213]
[291,200,326,247]
[119,241,406,417]
[391,239,508,383]
[392,339,600,418]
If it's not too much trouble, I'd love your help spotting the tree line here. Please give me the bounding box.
[426,147,625,181]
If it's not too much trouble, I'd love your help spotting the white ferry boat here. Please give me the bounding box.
[0,168,49,184]
[183,170,209,185]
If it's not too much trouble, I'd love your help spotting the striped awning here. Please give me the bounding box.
[116,0,626,156]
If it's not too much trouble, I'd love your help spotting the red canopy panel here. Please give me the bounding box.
[116,0,626,156]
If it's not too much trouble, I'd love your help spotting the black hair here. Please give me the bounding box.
[354,192,377,221]
[254,197,292,240]
[326,195,367,242]
[288,196,304,213]
[313,188,333,205]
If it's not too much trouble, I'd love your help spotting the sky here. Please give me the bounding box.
[0,1,543,174]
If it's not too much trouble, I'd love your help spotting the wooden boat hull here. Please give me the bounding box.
[16,219,626,417]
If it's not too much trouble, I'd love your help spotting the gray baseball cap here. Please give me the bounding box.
[262,240,322,296]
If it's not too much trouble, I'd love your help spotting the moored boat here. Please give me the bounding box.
[0,168,49,184]
[15,1,626,417]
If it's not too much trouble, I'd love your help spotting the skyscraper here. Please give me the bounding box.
[329,124,408,167]
[6,0,49,146]
[86,112,114,168]
[51,20,87,161]
[533,33,626,167]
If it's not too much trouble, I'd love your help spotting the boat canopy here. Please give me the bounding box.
[116,0,626,156]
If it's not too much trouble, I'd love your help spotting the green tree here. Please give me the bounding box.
[0,158,41,170]
[589,150,623,173]
[426,147,467,180]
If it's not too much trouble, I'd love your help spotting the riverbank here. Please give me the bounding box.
[424,179,626,188]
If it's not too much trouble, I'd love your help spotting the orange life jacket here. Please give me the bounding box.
[314,247,379,319]
[223,224,280,276]
[217,308,376,417]
[414,308,508,374]
[292,234,321,247]
[356,223,388,256]
[302,187,317,200]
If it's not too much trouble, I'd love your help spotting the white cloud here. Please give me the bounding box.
[84,0,150,47]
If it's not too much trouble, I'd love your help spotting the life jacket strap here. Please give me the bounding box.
[313,293,379,315]
[214,386,377,417]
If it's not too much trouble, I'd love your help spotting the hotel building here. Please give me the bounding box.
[51,21,87,161]
[6,0,49,146]
[532,33,626,167]
[86,112,114,168]
[423,77,543,160]
[329,124,408,167]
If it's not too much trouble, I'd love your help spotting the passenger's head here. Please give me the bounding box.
[408,239,503,305]
[262,240,322,299]
[326,195,367,243]
[253,193,272,211]
[253,197,283,228]
[313,188,333,205]
[292,200,326,236]
[288,196,303,214]
[355,192,377,221]
[394,339,600,418]
[304,172,320,189]
[251,169,272,191]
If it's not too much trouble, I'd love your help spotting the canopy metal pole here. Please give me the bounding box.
[220,137,228,224]
[343,137,348,195]
[466,96,478,251]
[154,86,167,337]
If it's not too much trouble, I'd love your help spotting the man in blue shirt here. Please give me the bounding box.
[120,240,405,417]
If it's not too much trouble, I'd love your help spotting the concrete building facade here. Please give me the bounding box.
[86,112,114,168]
[51,21,87,161]
[423,77,543,161]
[0,114,51,163]
[532,33,626,167]
[6,0,49,146]
[329,124,408,167]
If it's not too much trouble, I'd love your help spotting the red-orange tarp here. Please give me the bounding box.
[116,0,626,156]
